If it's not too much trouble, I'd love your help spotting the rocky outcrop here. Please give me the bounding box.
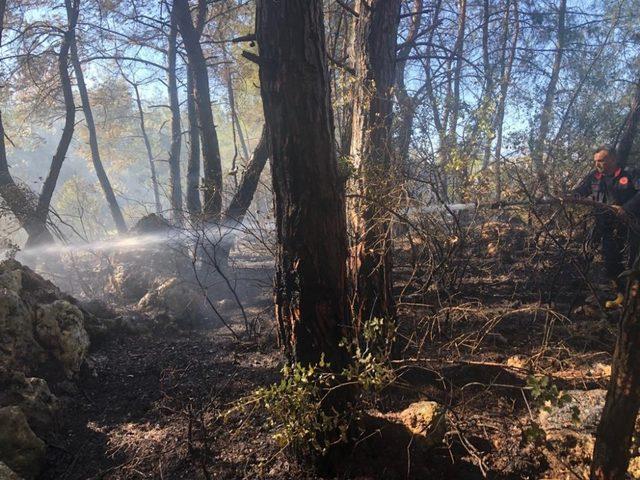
[0,260,91,477]
[0,407,45,480]
[0,261,89,380]
[34,301,90,378]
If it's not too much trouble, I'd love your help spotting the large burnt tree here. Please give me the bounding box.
[255,0,350,368]
[348,0,401,328]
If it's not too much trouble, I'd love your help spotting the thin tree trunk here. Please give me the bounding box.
[132,83,161,214]
[31,0,79,244]
[69,0,127,233]
[395,0,423,166]
[531,0,566,195]
[256,0,351,369]
[615,78,640,167]
[225,125,268,224]
[349,0,401,327]
[493,0,519,201]
[186,65,202,216]
[167,7,183,222]
[481,0,494,169]
[174,0,223,220]
[224,60,249,163]
[590,270,640,479]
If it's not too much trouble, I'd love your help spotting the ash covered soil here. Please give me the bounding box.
[11,215,630,480]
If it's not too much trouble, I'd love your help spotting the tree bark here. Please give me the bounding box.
[256,0,351,369]
[225,125,268,224]
[131,82,162,214]
[590,270,640,480]
[349,0,401,328]
[395,0,423,166]
[174,0,223,220]
[30,0,79,244]
[531,0,566,195]
[167,6,183,222]
[69,0,127,233]
[615,77,640,168]
[186,65,202,216]
[493,0,519,201]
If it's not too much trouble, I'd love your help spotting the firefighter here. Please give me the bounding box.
[573,146,640,308]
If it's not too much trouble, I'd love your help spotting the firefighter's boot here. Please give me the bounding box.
[605,292,624,309]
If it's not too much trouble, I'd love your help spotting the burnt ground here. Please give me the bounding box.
[40,218,622,480]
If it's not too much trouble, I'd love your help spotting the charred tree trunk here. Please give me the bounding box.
[256,0,351,369]
[174,0,223,220]
[590,269,640,479]
[349,0,401,327]
[531,0,566,195]
[30,0,79,244]
[167,7,183,222]
[186,65,202,216]
[69,0,127,233]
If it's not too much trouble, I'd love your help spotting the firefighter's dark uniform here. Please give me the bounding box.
[574,167,640,290]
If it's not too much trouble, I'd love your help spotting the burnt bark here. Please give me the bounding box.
[590,270,640,479]
[174,0,223,220]
[349,0,401,327]
[167,6,183,222]
[256,0,351,369]
[69,0,127,233]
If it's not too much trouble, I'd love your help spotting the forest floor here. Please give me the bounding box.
[40,217,621,480]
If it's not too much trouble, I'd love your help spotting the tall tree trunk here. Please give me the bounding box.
[224,59,249,163]
[531,0,566,195]
[69,0,127,233]
[615,77,640,167]
[30,0,79,244]
[174,0,223,220]
[493,0,519,201]
[349,0,401,328]
[167,6,183,222]
[132,83,161,214]
[186,65,202,216]
[480,0,494,170]
[590,271,640,479]
[395,0,424,166]
[256,0,351,369]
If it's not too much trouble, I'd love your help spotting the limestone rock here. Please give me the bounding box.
[137,277,203,325]
[0,372,59,434]
[0,407,45,480]
[34,301,90,378]
[392,401,447,448]
[0,462,23,480]
[0,289,41,373]
[108,264,156,302]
